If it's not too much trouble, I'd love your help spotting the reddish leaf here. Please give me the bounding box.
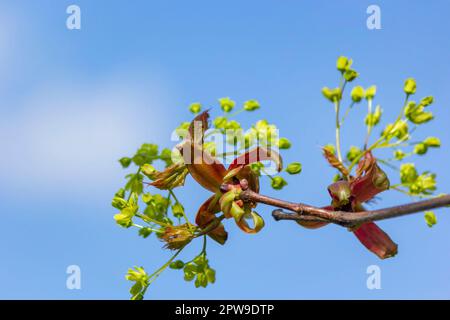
[182,142,227,193]
[353,222,398,259]
[195,196,228,245]
[350,152,389,204]
[228,147,282,172]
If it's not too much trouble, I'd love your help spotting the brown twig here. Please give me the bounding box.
[240,189,450,228]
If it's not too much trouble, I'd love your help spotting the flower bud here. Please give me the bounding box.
[413,143,428,155]
[350,86,365,102]
[424,211,437,228]
[244,99,260,111]
[322,87,342,102]
[138,227,152,238]
[171,203,185,218]
[112,197,128,210]
[419,96,434,107]
[336,56,352,72]
[278,137,291,149]
[219,97,235,112]
[346,146,362,162]
[189,102,202,114]
[344,69,358,82]
[286,162,302,175]
[404,78,417,95]
[365,85,377,100]
[423,137,441,148]
[213,116,227,129]
[393,150,406,160]
[271,176,287,190]
[119,157,132,168]
[400,163,418,184]
[365,105,382,126]
[169,260,185,270]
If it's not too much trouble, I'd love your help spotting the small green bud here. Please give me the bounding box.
[278,137,291,149]
[404,101,434,124]
[394,150,406,160]
[271,176,287,190]
[286,162,302,175]
[344,69,358,82]
[332,174,341,182]
[169,260,185,270]
[213,116,227,129]
[423,137,441,148]
[189,102,202,114]
[115,188,126,199]
[184,271,195,282]
[114,206,137,228]
[243,99,260,111]
[112,197,128,210]
[404,78,417,95]
[346,146,363,162]
[365,86,377,100]
[413,143,428,155]
[400,163,418,184]
[323,144,336,155]
[225,120,241,130]
[424,211,437,228]
[322,87,342,102]
[175,122,190,137]
[365,105,382,126]
[219,97,235,112]
[336,56,352,72]
[138,227,152,238]
[410,173,436,195]
[119,157,132,168]
[142,193,152,204]
[350,86,365,102]
[205,268,216,283]
[419,96,434,107]
[171,203,185,219]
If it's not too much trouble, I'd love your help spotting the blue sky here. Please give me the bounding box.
[1,0,450,299]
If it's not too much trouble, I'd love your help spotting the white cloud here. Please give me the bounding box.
[0,76,173,198]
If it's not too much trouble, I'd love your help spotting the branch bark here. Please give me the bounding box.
[239,189,450,228]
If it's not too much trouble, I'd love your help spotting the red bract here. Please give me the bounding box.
[154,111,282,244]
[298,151,398,259]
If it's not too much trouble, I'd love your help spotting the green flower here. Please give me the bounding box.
[410,173,436,195]
[271,176,287,190]
[424,211,437,228]
[322,87,342,102]
[189,102,202,114]
[213,116,228,129]
[171,203,185,219]
[365,86,377,100]
[286,162,302,175]
[138,227,152,238]
[346,146,363,162]
[336,56,352,72]
[350,86,365,102]
[344,69,358,82]
[404,101,434,125]
[419,96,434,107]
[244,99,260,111]
[365,105,382,126]
[169,260,185,270]
[393,150,406,161]
[278,137,291,149]
[424,137,441,148]
[404,78,417,95]
[414,143,428,155]
[400,163,418,184]
[114,205,138,228]
[219,97,235,112]
[119,157,132,168]
[126,266,149,300]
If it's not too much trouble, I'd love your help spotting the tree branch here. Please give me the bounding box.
[240,189,450,228]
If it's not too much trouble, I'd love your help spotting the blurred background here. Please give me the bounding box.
[0,0,449,299]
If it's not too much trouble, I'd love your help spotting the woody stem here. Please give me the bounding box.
[239,189,450,228]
